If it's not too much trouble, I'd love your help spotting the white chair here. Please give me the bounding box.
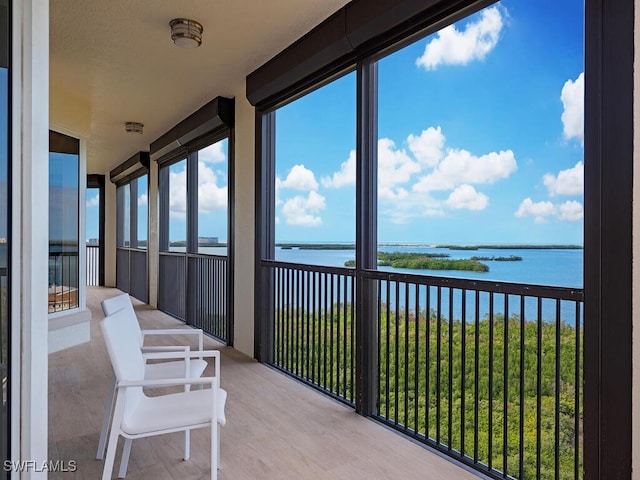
[97,293,208,476]
[100,308,227,480]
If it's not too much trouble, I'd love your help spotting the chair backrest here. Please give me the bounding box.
[100,309,145,418]
[101,293,143,346]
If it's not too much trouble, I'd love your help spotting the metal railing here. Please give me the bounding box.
[48,251,79,313]
[270,261,356,405]
[86,245,99,286]
[263,261,583,480]
[159,251,229,343]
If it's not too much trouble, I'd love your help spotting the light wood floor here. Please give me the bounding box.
[48,287,481,479]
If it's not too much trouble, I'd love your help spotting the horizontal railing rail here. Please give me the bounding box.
[262,259,583,480]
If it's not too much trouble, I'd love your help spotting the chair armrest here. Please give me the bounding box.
[141,345,190,353]
[117,376,216,389]
[141,328,204,353]
[142,350,220,384]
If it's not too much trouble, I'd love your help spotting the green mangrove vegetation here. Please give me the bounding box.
[273,304,582,480]
[471,255,523,262]
[378,252,489,271]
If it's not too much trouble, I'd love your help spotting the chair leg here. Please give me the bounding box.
[97,375,117,460]
[211,422,218,480]
[102,425,120,480]
[184,430,190,461]
[217,426,220,470]
[118,439,132,478]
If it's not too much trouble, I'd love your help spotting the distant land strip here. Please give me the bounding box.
[276,243,582,250]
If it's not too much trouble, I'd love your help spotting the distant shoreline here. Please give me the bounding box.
[275,242,583,251]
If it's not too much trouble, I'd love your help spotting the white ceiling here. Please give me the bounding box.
[50,0,350,173]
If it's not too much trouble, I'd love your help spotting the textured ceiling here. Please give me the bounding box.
[50,0,350,173]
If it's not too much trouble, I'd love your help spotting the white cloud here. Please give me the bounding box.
[139,193,148,206]
[407,126,445,167]
[199,141,226,163]
[413,148,516,192]
[86,195,99,208]
[378,138,421,201]
[169,162,227,217]
[416,6,504,70]
[515,198,556,223]
[169,168,187,217]
[282,191,326,227]
[320,125,517,220]
[515,197,584,223]
[321,151,355,188]
[561,72,584,143]
[543,161,583,196]
[198,161,227,212]
[280,164,319,191]
[446,184,489,210]
[558,200,584,221]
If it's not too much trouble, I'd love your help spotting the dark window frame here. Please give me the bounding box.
[48,130,80,313]
[86,174,105,286]
[111,152,150,302]
[253,0,633,478]
[153,97,235,346]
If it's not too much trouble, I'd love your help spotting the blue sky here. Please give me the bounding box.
[86,0,584,246]
[274,0,584,245]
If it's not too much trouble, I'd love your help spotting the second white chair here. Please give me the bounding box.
[100,308,226,480]
[97,293,209,477]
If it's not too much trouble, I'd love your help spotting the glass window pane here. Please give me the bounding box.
[49,132,80,312]
[137,175,147,249]
[197,139,227,255]
[274,72,356,266]
[376,0,584,287]
[168,159,187,252]
[86,188,99,246]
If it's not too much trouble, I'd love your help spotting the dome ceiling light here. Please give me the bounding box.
[170,18,203,48]
[125,122,144,134]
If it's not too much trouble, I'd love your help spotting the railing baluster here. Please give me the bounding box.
[555,299,561,480]
[414,284,420,436]
[448,287,453,449]
[488,291,494,471]
[519,295,525,480]
[537,297,543,479]
[504,294,509,477]
[436,285,441,444]
[575,300,581,479]
[461,289,466,458]
[404,282,410,430]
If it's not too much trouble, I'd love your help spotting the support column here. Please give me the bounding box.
[12,0,49,475]
[148,159,159,307]
[234,90,256,357]
[104,180,117,287]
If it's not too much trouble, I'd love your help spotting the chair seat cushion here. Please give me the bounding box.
[121,387,227,435]
[144,359,208,380]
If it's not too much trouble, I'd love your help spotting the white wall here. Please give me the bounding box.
[232,89,256,357]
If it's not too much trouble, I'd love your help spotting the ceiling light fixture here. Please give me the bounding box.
[169,18,203,48]
[125,122,144,134]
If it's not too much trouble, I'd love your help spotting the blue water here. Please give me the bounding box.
[274,245,584,325]
[275,245,583,288]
